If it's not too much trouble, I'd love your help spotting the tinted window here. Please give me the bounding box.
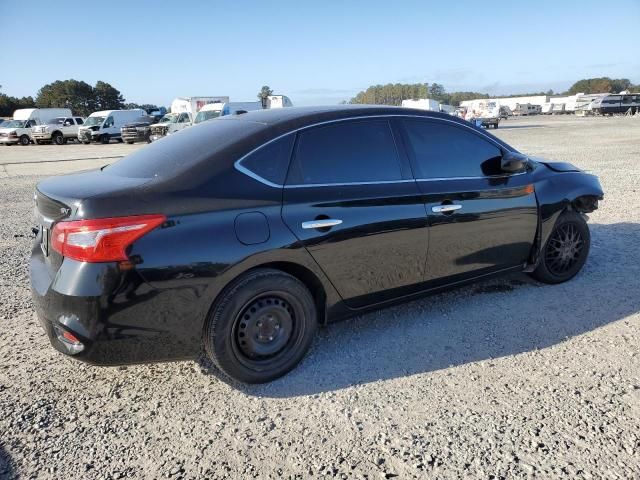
[105,119,264,179]
[75,117,83,124]
[240,134,295,185]
[104,116,114,127]
[402,119,503,178]
[287,120,402,185]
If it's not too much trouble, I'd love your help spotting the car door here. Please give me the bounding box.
[399,118,538,283]
[281,118,429,308]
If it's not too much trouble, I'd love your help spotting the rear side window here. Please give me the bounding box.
[402,119,503,178]
[239,134,295,185]
[75,118,84,124]
[287,120,402,185]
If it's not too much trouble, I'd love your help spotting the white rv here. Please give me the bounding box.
[77,109,147,144]
[401,98,440,111]
[0,108,72,145]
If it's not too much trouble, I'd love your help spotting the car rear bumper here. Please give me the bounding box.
[29,244,202,365]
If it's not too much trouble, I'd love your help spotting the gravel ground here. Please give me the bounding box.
[1,115,639,479]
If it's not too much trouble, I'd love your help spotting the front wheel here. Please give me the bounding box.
[52,132,64,145]
[204,269,317,384]
[19,135,30,146]
[100,134,110,144]
[530,211,591,284]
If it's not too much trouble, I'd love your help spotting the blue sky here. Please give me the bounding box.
[1,0,638,107]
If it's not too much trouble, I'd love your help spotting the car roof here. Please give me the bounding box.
[216,105,458,131]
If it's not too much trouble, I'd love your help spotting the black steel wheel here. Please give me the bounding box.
[19,135,30,146]
[205,269,317,384]
[531,211,590,284]
[101,134,110,144]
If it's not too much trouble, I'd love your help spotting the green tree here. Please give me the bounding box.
[35,79,96,116]
[94,81,125,111]
[257,85,274,107]
[566,77,632,95]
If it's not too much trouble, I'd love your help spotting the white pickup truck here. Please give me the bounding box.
[31,116,86,145]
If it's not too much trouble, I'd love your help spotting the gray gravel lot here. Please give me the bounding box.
[1,115,639,479]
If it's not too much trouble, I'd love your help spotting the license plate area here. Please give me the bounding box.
[40,226,49,256]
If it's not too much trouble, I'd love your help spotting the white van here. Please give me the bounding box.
[0,108,72,146]
[78,109,147,144]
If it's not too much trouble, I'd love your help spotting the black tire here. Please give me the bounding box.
[530,211,590,284]
[125,141,134,145]
[34,140,43,145]
[82,141,90,145]
[494,123,499,129]
[19,135,30,146]
[204,268,317,384]
[52,132,64,145]
[100,134,110,144]
[117,138,124,143]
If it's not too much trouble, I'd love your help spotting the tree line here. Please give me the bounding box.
[0,80,163,117]
[349,77,639,106]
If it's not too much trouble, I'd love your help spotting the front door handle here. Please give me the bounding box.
[301,219,343,229]
[431,204,462,213]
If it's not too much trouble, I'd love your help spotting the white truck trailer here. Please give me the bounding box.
[401,98,440,111]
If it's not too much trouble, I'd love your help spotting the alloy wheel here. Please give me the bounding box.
[545,222,585,275]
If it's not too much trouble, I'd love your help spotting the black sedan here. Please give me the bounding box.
[30,106,604,383]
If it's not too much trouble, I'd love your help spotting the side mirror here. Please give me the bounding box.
[501,151,528,173]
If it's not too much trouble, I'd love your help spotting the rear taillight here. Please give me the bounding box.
[51,214,166,263]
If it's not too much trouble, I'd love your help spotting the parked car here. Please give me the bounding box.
[121,116,157,144]
[30,106,603,384]
[78,109,147,144]
[0,108,72,145]
[149,112,193,141]
[150,97,229,141]
[32,116,85,145]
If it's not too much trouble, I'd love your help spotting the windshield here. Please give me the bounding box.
[2,120,27,128]
[84,116,105,126]
[159,113,179,124]
[194,110,221,124]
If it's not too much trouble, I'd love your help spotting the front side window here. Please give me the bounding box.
[402,119,504,179]
[286,120,402,185]
[178,113,190,123]
[75,117,84,125]
[104,116,114,128]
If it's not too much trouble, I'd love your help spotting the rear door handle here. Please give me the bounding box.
[431,204,462,213]
[301,219,343,229]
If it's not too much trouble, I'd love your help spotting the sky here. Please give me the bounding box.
[1,0,639,107]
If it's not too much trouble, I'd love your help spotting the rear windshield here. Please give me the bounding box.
[104,118,265,179]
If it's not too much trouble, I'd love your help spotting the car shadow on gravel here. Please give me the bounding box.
[201,222,640,397]
[0,445,18,480]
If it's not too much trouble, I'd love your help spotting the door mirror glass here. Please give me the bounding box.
[501,151,528,173]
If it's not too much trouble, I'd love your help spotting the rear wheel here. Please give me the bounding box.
[19,135,30,146]
[530,211,590,284]
[125,141,134,145]
[204,269,317,384]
